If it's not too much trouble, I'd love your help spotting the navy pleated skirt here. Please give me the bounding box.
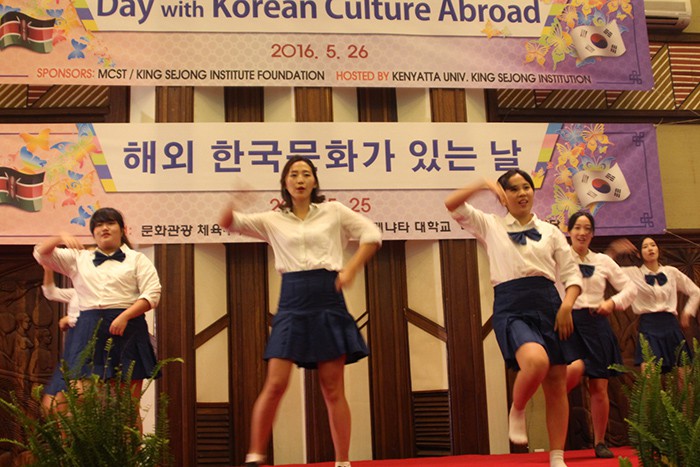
[635,312,692,372]
[44,326,80,395]
[571,308,623,379]
[64,309,159,381]
[493,276,583,370]
[264,269,369,369]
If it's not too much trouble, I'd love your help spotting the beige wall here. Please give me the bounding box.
[688,2,700,33]
[657,125,700,229]
[652,0,700,227]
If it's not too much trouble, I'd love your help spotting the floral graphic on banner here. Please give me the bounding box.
[0,126,102,222]
[0,0,113,65]
[535,123,632,231]
[526,0,633,70]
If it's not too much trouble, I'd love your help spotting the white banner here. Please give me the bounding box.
[92,122,543,192]
[0,122,665,244]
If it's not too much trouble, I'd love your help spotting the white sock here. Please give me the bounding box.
[550,449,567,467]
[508,405,528,445]
[245,453,266,464]
[335,462,351,467]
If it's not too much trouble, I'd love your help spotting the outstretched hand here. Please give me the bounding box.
[485,180,507,207]
[606,238,638,259]
[59,232,84,250]
[218,202,234,231]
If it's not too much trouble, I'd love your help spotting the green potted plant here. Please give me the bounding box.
[0,336,181,466]
[615,336,700,467]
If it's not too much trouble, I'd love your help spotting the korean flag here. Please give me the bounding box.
[572,163,630,208]
[572,20,626,60]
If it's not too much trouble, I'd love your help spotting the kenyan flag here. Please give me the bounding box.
[0,167,44,212]
[0,12,55,54]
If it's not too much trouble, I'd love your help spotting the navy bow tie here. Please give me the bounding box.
[93,249,126,267]
[645,272,667,286]
[579,264,595,278]
[508,228,542,245]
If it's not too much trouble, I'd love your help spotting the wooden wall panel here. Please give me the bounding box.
[413,390,451,457]
[0,246,53,462]
[227,243,270,465]
[224,87,264,122]
[154,244,196,467]
[431,87,490,455]
[357,88,397,122]
[439,240,490,454]
[156,87,194,123]
[154,87,196,467]
[429,89,466,123]
[197,402,233,465]
[223,87,270,465]
[365,241,415,459]
[357,86,415,459]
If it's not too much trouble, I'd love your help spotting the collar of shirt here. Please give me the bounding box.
[95,245,129,255]
[282,203,319,220]
[504,211,538,230]
[570,248,593,263]
[640,264,663,275]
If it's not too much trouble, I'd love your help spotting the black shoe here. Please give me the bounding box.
[594,442,614,458]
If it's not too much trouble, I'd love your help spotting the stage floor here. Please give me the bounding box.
[280,446,638,466]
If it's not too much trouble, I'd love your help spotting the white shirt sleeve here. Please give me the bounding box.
[34,245,79,278]
[551,227,582,291]
[602,254,637,310]
[42,283,75,304]
[335,202,382,246]
[449,202,492,241]
[669,266,700,317]
[134,251,162,309]
[42,284,81,325]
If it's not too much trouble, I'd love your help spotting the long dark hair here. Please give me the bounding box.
[497,169,535,191]
[567,211,595,234]
[89,207,132,248]
[279,156,325,210]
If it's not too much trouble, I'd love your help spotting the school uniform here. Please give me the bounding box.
[569,249,637,378]
[451,203,583,369]
[34,244,161,381]
[232,201,381,369]
[622,264,700,371]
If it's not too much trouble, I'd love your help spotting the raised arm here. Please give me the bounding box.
[675,268,700,329]
[35,232,84,256]
[444,178,506,212]
[604,238,638,260]
[34,234,84,277]
[599,255,637,314]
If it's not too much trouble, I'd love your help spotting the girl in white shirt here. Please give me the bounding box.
[445,169,581,467]
[219,156,381,467]
[564,211,637,459]
[34,207,161,425]
[611,237,700,373]
[40,265,80,413]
